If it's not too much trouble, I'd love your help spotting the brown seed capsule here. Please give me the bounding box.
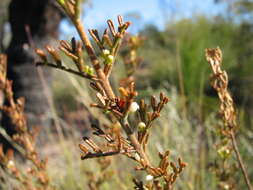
[71,37,77,53]
[60,40,72,51]
[140,99,145,110]
[35,49,47,62]
[170,162,178,173]
[6,149,14,160]
[117,15,124,26]
[160,92,164,101]
[102,29,113,47]
[96,93,106,106]
[79,144,89,154]
[90,82,100,92]
[151,96,157,111]
[163,97,169,104]
[89,29,103,49]
[119,87,128,97]
[129,82,135,93]
[45,45,61,66]
[107,19,116,37]
[147,112,152,121]
[82,137,101,153]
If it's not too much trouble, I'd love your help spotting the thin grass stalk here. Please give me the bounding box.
[230,131,252,190]
[205,47,252,190]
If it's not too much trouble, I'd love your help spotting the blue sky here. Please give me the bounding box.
[60,0,226,36]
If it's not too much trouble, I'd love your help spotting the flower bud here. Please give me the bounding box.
[102,49,110,56]
[88,67,94,75]
[145,175,153,181]
[7,160,15,169]
[107,55,114,63]
[129,102,139,113]
[134,153,141,162]
[84,66,94,75]
[224,184,230,190]
[137,122,146,131]
[217,146,231,159]
[102,49,114,65]
[57,0,65,6]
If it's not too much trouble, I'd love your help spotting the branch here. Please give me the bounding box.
[36,62,97,81]
[230,131,253,190]
[81,151,120,160]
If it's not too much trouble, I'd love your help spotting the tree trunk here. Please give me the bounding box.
[2,0,63,144]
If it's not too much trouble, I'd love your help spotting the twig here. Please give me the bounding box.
[66,4,150,164]
[36,62,97,80]
[81,151,120,159]
[0,127,26,157]
[72,19,115,99]
[230,131,253,190]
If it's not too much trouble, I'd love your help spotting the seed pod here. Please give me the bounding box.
[160,92,164,102]
[117,15,124,26]
[163,97,169,104]
[147,112,152,122]
[71,37,77,53]
[96,92,106,106]
[151,96,157,111]
[79,144,89,154]
[35,49,47,62]
[107,19,116,37]
[60,40,72,51]
[89,29,103,49]
[119,87,128,97]
[46,45,62,66]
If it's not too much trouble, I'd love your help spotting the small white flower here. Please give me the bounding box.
[7,160,15,169]
[224,184,230,190]
[102,49,110,55]
[102,49,114,64]
[137,122,146,131]
[145,175,154,181]
[107,55,114,63]
[129,102,139,113]
[134,153,141,161]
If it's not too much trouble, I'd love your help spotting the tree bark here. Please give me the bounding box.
[2,0,63,144]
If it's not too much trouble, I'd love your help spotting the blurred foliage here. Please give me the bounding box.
[216,0,253,14]
[234,0,253,14]
[137,15,253,120]
[0,0,9,26]
[0,0,10,52]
